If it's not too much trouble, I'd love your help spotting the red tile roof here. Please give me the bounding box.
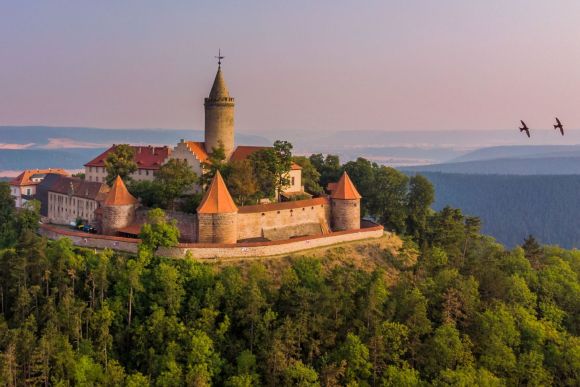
[230,146,269,162]
[104,176,139,206]
[331,172,362,200]
[197,171,238,214]
[84,145,170,170]
[10,168,68,186]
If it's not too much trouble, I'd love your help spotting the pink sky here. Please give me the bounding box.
[1,1,580,134]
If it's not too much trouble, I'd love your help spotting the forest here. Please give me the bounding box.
[419,172,580,248]
[1,153,580,386]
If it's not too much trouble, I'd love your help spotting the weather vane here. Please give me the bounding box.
[215,49,224,67]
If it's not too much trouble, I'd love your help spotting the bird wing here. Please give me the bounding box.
[520,120,526,126]
[556,117,562,126]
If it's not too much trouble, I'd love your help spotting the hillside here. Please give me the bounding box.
[1,189,579,385]
[420,172,580,248]
[401,156,580,175]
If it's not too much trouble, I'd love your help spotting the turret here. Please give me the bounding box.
[197,171,238,243]
[330,172,362,231]
[101,176,139,235]
[204,60,235,159]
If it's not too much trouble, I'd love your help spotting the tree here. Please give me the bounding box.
[226,160,258,205]
[309,154,341,190]
[104,144,137,185]
[155,159,198,210]
[200,142,227,189]
[406,174,435,241]
[0,183,17,248]
[370,166,409,233]
[139,208,180,254]
[336,333,372,385]
[293,156,323,195]
[249,148,278,199]
[272,140,294,196]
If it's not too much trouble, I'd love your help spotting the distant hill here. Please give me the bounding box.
[0,126,270,149]
[449,145,580,163]
[401,156,580,175]
[419,172,580,248]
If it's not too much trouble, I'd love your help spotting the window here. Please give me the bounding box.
[26,188,31,195]
[291,177,295,186]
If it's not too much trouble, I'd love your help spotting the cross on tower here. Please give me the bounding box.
[215,49,224,67]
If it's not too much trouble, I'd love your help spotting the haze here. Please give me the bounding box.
[1,1,580,135]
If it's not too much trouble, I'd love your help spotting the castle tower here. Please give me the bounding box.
[204,55,235,159]
[101,176,139,235]
[197,171,238,243]
[331,172,362,231]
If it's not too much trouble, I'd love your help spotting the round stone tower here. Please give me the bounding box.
[101,176,139,235]
[204,61,235,159]
[331,172,362,231]
[197,171,238,243]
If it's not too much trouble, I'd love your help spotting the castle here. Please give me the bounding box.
[24,59,369,249]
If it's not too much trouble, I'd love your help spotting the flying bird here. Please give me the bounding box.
[519,120,530,138]
[554,117,564,136]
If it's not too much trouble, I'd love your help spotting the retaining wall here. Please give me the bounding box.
[39,221,384,259]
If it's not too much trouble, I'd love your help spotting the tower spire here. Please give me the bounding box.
[215,48,224,68]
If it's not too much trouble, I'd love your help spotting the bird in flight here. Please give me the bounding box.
[554,117,564,136]
[519,120,530,138]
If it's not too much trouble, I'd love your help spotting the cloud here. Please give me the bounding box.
[0,143,35,150]
[40,138,108,149]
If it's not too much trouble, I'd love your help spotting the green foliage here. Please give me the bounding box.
[293,156,323,195]
[0,175,579,386]
[139,208,180,254]
[104,144,137,186]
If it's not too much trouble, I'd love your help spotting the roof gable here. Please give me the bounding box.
[197,171,238,214]
[331,172,362,200]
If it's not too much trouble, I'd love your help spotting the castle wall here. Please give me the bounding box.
[204,101,235,158]
[332,199,361,231]
[236,198,331,241]
[198,212,237,244]
[102,204,136,235]
[39,221,384,259]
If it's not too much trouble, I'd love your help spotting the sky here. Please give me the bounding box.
[1,0,580,135]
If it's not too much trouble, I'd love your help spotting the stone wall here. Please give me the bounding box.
[331,199,361,231]
[39,221,384,259]
[237,198,331,241]
[198,213,238,243]
[102,204,136,235]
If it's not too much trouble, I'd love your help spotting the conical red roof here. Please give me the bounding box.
[331,172,362,200]
[104,176,139,206]
[197,171,238,214]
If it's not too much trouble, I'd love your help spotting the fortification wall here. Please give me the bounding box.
[198,213,237,243]
[236,197,331,241]
[103,204,135,235]
[39,221,384,259]
[332,199,361,231]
